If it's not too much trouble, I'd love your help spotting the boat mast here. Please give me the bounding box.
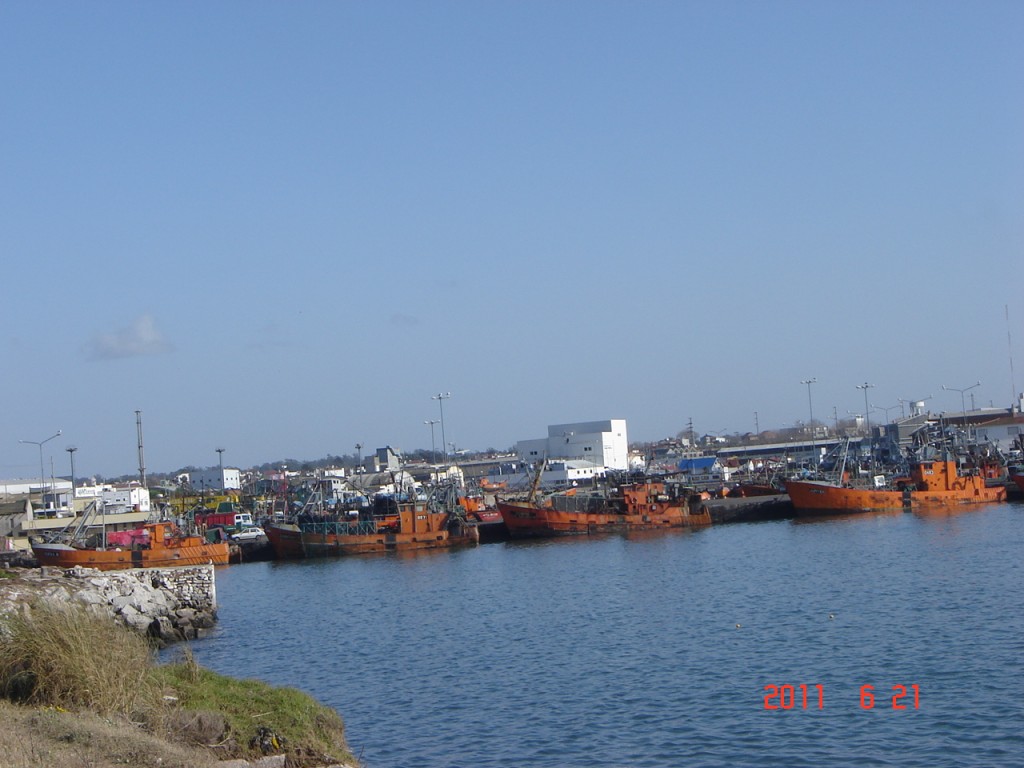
[527,457,546,503]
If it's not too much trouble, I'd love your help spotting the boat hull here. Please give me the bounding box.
[496,499,711,539]
[785,477,1007,514]
[31,540,230,570]
[265,513,479,560]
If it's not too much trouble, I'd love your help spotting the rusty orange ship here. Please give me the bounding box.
[785,456,1007,514]
[32,521,231,570]
[265,500,479,559]
[497,480,711,538]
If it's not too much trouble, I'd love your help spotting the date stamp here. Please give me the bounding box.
[763,684,920,710]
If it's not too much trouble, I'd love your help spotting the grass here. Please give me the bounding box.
[156,649,352,765]
[0,599,355,767]
[0,599,161,718]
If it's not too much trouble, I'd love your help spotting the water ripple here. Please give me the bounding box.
[172,502,1024,767]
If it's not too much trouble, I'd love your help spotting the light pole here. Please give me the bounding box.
[801,378,817,470]
[856,380,872,466]
[431,392,451,464]
[856,382,872,436]
[66,446,77,512]
[19,430,61,511]
[424,420,439,464]
[942,381,980,442]
[216,447,225,492]
[870,403,899,423]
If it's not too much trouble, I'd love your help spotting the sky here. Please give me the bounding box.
[2,1,1023,480]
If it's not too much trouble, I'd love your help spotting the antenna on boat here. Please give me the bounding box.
[135,410,147,489]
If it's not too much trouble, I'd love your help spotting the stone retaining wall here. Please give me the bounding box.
[0,564,219,646]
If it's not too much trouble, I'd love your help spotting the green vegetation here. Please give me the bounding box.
[155,650,351,765]
[0,600,354,768]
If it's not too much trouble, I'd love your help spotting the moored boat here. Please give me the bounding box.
[497,480,711,539]
[31,521,231,570]
[265,497,479,560]
[1010,472,1024,498]
[785,455,1007,514]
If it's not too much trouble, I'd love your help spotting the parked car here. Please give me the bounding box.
[229,524,266,542]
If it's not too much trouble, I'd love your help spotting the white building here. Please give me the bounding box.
[188,467,242,492]
[101,484,152,515]
[516,419,629,471]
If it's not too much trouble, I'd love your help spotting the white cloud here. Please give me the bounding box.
[86,314,173,360]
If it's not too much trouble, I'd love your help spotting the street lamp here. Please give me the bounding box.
[424,420,439,464]
[942,381,980,442]
[19,430,61,512]
[66,446,77,511]
[801,378,817,470]
[855,382,874,465]
[216,447,226,492]
[870,403,899,423]
[431,392,451,464]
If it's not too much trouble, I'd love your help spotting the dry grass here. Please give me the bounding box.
[0,600,162,720]
[0,699,221,768]
[0,599,356,768]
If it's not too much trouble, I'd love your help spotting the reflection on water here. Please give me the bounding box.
[181,502,1024,767]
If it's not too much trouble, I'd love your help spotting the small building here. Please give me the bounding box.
[101,484,152,515]
[188,467,242,492]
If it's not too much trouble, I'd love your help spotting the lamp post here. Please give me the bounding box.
[216,447,225,492]
[870,403,900,424]
[19,430,61,512]
[942,381,980,442]
[801,378,817,470]
[855,382,874,466]
[431,392,451,464]
[424,420,439,464]
[66,446,77,512]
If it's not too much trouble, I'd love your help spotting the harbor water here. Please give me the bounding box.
[177,501,1024,767]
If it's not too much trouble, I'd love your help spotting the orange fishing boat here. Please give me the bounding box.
[32,521,230,570]
[1011,473,1024,496]
[785,456,1007,514]
[265,499,479,560]
[497,480,711,539]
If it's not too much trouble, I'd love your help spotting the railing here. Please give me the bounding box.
[297,519,381,536]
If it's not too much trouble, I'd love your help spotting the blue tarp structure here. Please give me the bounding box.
[677,456,717,472]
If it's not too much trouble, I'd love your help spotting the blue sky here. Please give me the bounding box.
[2,2,1022,479]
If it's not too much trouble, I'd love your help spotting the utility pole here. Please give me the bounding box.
[216,447,225,491]
[942,381,980,443]
[136,410,146,488]
[801,378,817,470]
[424,420,439,464]
[855,383,874,466]
[19,430,61,512]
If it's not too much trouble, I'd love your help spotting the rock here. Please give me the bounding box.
[0,565,219,646]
